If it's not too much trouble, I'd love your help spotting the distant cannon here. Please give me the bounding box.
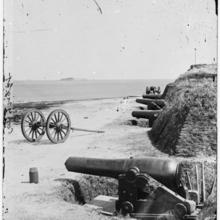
[143,83,175,99]
[142,94,162,99]
[21,109,104,144]
[132,110,161,127]
[146,86,161,95]
[65,156,200,219]
[136,98,165,110]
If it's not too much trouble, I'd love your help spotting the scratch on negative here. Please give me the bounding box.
[92,0,103,14]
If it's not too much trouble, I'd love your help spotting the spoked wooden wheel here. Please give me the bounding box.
[46,109,71,144]
[21,110,46,142]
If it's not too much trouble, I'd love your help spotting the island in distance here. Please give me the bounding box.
[60,77,75,81]
[60,77,88,81]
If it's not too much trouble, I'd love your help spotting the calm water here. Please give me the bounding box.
[13,79,171,103]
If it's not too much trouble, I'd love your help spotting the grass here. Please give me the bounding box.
[149,64,217,157]
[57,176,118,203]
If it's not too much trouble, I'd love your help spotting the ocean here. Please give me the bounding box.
[13,79,171,103]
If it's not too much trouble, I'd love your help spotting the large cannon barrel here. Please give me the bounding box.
[65,157,182,193]
[136,98,165,108]
[131,110,161,119]
[142,94,162,99]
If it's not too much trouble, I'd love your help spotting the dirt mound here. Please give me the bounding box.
[149,64,217,157]
[57,176,118,204]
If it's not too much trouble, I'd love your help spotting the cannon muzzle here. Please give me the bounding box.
[65,157,182,193]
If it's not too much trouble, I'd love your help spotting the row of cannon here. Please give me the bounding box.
[131,83,174,127]
[63,83,203,219]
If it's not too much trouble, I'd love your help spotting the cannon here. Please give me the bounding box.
[136,98,165,110]
[143,83,175,100]
[21,109,104,144]
[146,86,161,95]
[142,94,162,99]
[65,157,201,219]
[132,110,161,127]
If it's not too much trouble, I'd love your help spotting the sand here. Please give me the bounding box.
[3,96,217,219]
[3,97,168,220]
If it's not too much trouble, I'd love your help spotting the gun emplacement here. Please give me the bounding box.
[65,156,201,219]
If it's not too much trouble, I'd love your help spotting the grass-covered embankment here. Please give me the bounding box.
[148,64,217,219]
[148,64,217,157]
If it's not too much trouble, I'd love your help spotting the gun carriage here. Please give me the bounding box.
[21,109,104,144]
[65,156,202,219]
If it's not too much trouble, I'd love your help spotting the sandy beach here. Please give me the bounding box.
[3,97,169,220]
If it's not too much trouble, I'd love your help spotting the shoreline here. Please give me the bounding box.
[13,95,139,110]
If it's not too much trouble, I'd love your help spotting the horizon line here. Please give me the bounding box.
[13,78,174,81]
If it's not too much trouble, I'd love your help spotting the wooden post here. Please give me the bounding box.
[195,164,200,202]
[186,171,192,190]
[201,162,206,202]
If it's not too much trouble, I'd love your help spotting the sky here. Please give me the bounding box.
[4,0,217,80]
